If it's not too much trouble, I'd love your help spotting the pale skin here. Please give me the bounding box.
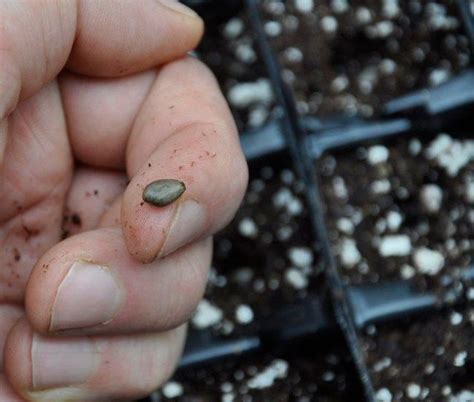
[0,1,248,401]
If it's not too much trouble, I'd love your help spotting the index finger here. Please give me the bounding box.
[122,57,249,262]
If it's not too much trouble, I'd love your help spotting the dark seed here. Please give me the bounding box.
[142,179,186,207]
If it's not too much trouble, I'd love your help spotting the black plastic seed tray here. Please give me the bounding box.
[139,1,474,401]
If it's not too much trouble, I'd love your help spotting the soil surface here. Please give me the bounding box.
[198,11,277,133]
[318,131,474,401]
[319,133,474,290]
[261,0,471,118]
[364,307,474,402]
[157,336,363,402]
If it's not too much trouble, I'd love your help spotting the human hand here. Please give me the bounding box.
[0,1,248,400]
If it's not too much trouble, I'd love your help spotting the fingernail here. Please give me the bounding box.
[160,199,205,257]
[158,0,200,18]
[31,335,100,389]
[50,262,123,331]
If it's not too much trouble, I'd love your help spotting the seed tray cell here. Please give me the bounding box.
[139,1,474,401]
[363,307,474,402]
[260,0,472,119]
[197,4,278,133]
[316,131,474,287]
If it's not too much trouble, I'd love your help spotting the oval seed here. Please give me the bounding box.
[143,179,186,207]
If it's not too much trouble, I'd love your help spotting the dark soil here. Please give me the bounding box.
[198,11,277,133]
[318,133,474,289]
[158,336,364,402]
[318,132,474,400]
[261,0,471,118]
[193,154,322,335]
[364,307,474,402]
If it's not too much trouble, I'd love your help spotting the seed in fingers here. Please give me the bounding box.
[142,179,186,207]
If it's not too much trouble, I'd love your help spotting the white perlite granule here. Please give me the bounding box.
[223,18,244,39]
[288,247,314,267]
[373,357,392,372]
[425,134,474,177]
[420,184,443,213]
[331,75,349,92]
[321,16,338,33]
[386,211,402,231]
[413,247,445,275]
[235,304,254,325]
[227,79,273,108]
[409,138,422,155]
[454,351,467,367]
[375,388,393,402]
[382,0,400,18]
[192,299,223,329]
[235,43,256,64]
[336,217,354,234]
[264,20,282,37]
[162,382,184,398]
[339,238,362,268]
[429,68,450,86]
[247,359,289,389]
[283,46,304,63]
[331,0,349,13]
[222,393,235,402]
[367,145,389,165]
[238,217,258,238]
[406,383,421,399]
[333,176,348,199]
[378,235,412,257]
[371,179,391,194]
[400,264,415,279]
[294,0,314,13]
[285,268,308,289]
[356,7,373,24]
[450,390,474,402]
[450,311,463,326]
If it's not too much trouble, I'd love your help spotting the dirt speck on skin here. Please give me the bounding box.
[22,224,39,241]
[71,214,82,226]
[13,201,23,212]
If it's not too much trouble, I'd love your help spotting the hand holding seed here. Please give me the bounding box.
[0,2,247,401]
